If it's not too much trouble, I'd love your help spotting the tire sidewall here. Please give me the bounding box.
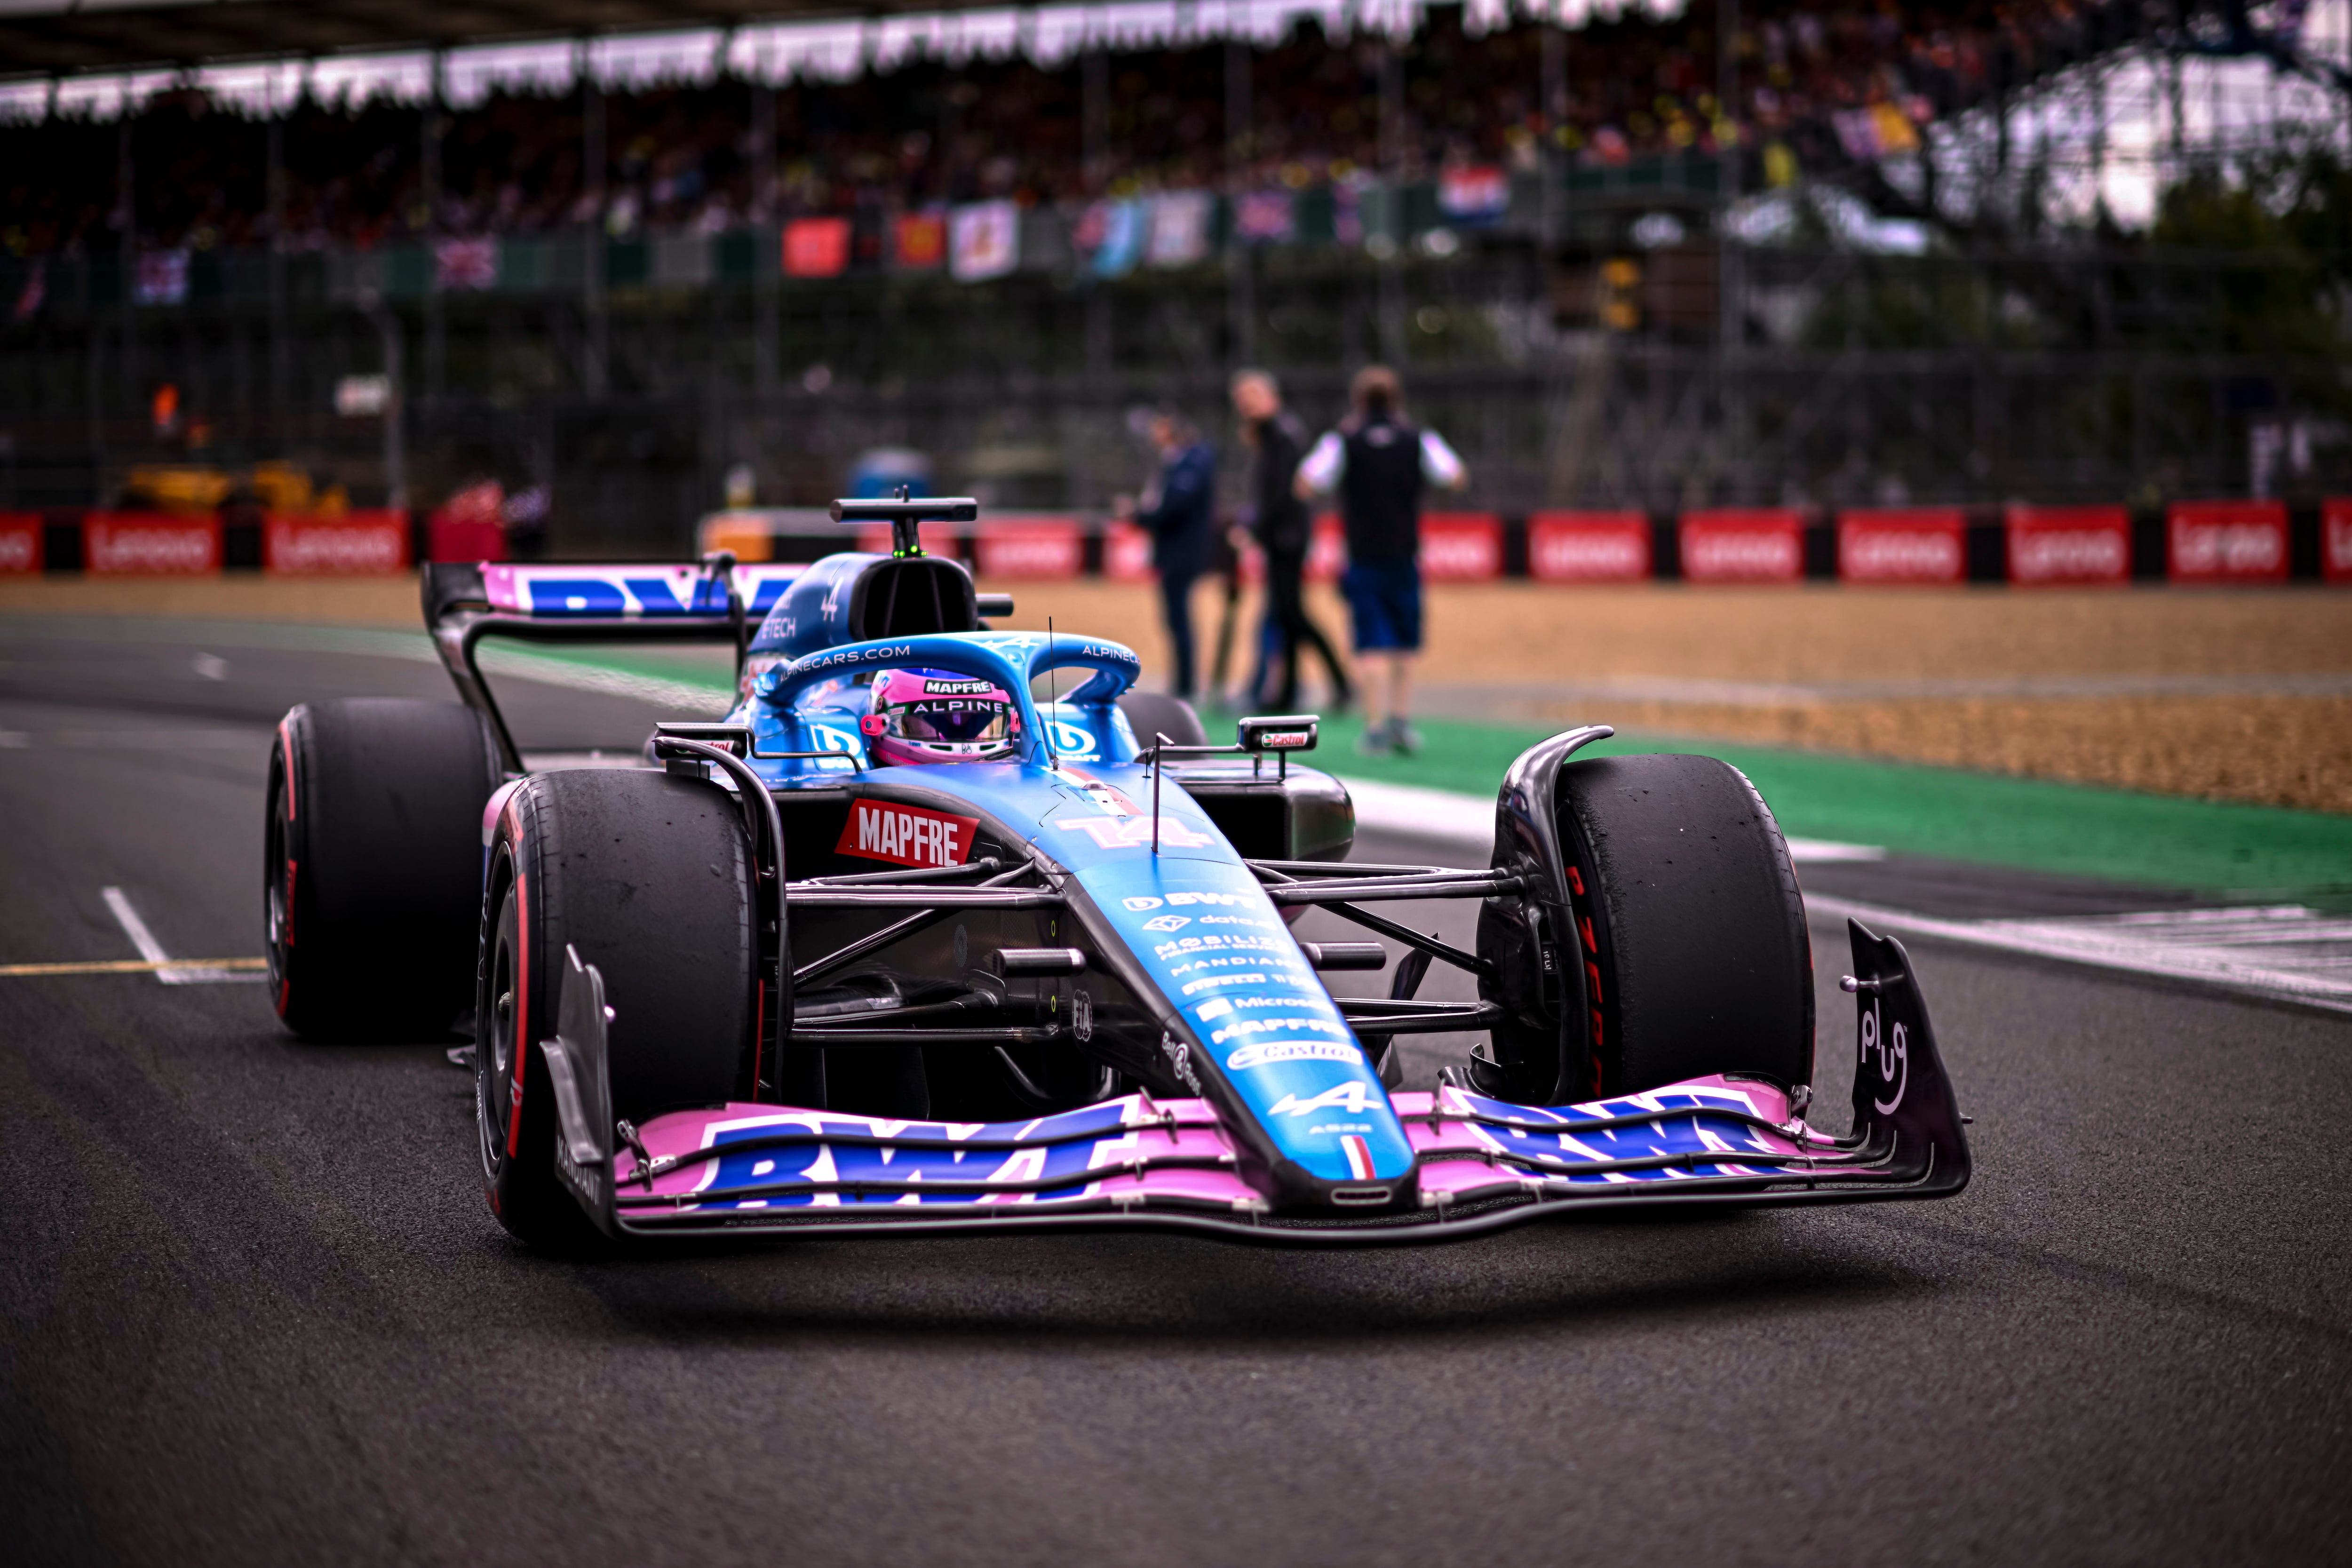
[1555,753,1814,1099]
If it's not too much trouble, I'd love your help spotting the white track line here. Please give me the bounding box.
[1343,781,2349,1014]
[100,887,263,986]
[1806,894,2352,1016]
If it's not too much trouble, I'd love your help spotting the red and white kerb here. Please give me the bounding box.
[836,798,980,869]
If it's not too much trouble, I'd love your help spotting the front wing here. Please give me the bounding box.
[537,920,1969,1245]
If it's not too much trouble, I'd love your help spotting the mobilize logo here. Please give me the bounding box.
[1155,933,1290,960]
[835,798,979,869]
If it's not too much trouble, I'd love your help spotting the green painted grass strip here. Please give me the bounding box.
[1279,710,2352,896]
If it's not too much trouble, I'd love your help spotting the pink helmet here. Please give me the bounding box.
[860,668,1023,766]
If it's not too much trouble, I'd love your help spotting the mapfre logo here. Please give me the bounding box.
[835,798,979,869]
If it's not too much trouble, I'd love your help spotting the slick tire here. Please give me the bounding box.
[477,768,759,1249]
[1117,692,1208,749]
[266,698,501,1041]
[1554,753,1813,1098]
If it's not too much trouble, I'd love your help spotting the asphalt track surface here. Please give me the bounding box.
[4,621,2350,1567]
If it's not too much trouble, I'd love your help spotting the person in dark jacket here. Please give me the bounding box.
[1232,369,1351,712]
[1118,407,1216,700]
[1295,365,1467,755]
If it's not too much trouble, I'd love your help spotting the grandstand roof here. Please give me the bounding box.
[0,0,1000,76]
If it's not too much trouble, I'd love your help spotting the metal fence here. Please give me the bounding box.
[3,200,2345,553]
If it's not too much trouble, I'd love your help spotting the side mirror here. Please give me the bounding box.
[1237,715,1318,753]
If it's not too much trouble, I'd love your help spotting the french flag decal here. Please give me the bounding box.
[1342,1134,1376,1180]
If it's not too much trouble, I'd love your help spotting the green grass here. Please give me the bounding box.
[509,638,2351,898]
[1280,710,2352,897]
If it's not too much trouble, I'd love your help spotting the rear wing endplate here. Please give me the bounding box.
[422,558,802,773]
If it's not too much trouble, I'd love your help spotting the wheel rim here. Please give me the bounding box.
[264,763,292,1013]
[477,903,517,1181]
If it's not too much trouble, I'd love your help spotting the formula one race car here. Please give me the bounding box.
[265,497,1968,1247]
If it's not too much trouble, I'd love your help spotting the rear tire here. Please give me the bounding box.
[477,768,759,1249]
[266,699,501,1040]
[1554,753,1813,1098]
[1118,692,1208,749]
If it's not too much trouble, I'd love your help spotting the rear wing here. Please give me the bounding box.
[422,559,806,774]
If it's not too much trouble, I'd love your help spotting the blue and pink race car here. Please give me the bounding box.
[265,496,1968,1247]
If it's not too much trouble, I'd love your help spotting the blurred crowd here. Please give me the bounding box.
[0,0,2129,259]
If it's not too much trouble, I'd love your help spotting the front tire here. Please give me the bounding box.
[1550,753,1813,1099]
[477,768,760,1248]
[266,699,500,1040]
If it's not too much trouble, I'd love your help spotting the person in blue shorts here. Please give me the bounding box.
[1295,365,1467,755]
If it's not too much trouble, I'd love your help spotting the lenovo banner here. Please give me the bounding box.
[264,511,410,575]
[2168,499,2288,585]
[1303,515,1348,584]
[973,518,1084,581]
[86,512,222,575]
[2325,497,2352,585]
[2005,505,2129,586]
[0,513,40,573]
[1527,511,1651,582]
[1102,521,1155,582]
[1837,508,1965,584]
[1420,513,1504,581]
[1678,509,1805,583]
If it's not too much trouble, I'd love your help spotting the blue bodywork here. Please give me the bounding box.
[717,553,1412,1193]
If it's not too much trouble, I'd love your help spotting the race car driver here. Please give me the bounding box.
[859,668,1023,765]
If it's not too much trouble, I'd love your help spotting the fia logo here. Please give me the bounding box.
[1859,998,1908,1115]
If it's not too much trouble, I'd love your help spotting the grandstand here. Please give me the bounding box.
[1,0,2348,551]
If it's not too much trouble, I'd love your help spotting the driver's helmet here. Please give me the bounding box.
[861,668,1022,765]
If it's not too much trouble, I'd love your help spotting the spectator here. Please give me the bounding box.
[1120,407,1216,701]
[1231,368,1351,713]
[1295,364,1466,756]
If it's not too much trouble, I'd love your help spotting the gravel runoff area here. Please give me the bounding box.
[6,573,2348,814]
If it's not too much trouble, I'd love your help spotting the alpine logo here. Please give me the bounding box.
[836,799,980,869]
[1267,1081,1378,1119]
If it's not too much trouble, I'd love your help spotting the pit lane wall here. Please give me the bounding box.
[6,498,2348,585]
